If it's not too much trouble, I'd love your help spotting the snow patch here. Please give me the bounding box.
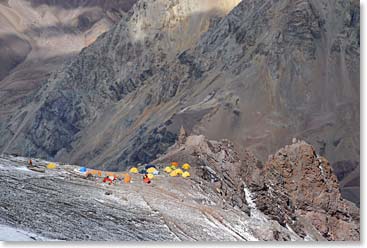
[243,183,268,223]
[304,234,314,241]
[0,224,51,241]
[319,163,325,177]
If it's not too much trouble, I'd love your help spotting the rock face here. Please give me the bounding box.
[0,0,360,204]
[0,136,359,241]
[244,140,359,240]
[154,135,360,241]
[0,0,241,166]
[0,0,137,126]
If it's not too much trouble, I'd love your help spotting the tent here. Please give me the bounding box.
[79,167,87,173]
[129,167,139,173]
[124,174,131,183]
[145,164,156,169]
[147,174,154,180]
[169,170,178,177]
[182,163,191,170]
[143,176,151,184]
[174,168,183,175]
[164,166,172,173]
[171,162,179,167]
[103,177,113,184]
[182,171,190,178]
[147,167,157,173]
[47,163,57,169]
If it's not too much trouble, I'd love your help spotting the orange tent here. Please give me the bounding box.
[124,174,132,183]
[171,162,179,167]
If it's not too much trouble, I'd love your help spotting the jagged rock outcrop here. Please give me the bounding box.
[0,0,359,204]
[154,135,360,241]
[244,140,360,240]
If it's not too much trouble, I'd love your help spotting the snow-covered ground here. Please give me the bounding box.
[0,224,50,241]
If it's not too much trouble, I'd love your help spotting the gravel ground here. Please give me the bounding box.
[0,154,298,241]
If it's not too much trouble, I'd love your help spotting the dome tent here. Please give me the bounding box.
[47,163,57,169]
[174,168,183,175]
[169,170,178,177]
[182,171,190,178]
[147,174,154,179]
[147,167,157,173]
[182,163,191,170]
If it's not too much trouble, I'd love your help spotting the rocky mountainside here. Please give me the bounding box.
[0,136,359,241]
[0,0,360,205]
[0,0,137,120]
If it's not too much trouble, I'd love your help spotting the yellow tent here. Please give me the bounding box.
[182,171,190,178]
[147,167,156,173]
[147,174,154,179]
[182,163,191,170]
[169,170,178,177]
[129,167,139,173]
[47,163,56,169]
[174,168,183,175]
[164,166,172,173]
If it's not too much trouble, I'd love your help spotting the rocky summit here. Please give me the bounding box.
[0,135,359,241]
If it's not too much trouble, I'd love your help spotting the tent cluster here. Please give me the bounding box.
[164,162,191,178]
[41,160,192,187]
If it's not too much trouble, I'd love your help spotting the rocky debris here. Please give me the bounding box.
[244,140,360,241]
[26,166,46,173]
[0,0,359,205]
[0,134,360,241]
[154,135,359,241]
[0,152,299,241]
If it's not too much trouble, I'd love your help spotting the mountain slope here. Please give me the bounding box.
[0,136,359,241]
[0,0,359,205]
[0,0,137,120]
